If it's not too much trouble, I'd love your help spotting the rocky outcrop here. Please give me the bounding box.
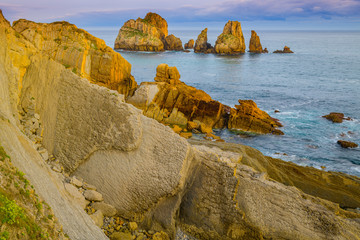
[214,21,246,54]
[184,39,194,49]
[338,140,358,148]
[322,112,348,123]
[249,30,266,53]
[194,28,214,53]
[12,19,137,97]
[128,64,283,135]
[273,46,294,53]
[114,12,183,53]
[164,34,183,51]
[228,100,284,135]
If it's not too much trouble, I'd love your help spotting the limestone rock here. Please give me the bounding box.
[273,46,294,53]
[92,202,117,217]
[90,210,104,228]
[322,112,345,123]
[194,28,214,53]
[228,99,284,135]
[143,12,168,36]
[337,140,358,148]
[214,21,245,54]
[184,39,194,49]
[154,63,181,84]
[129,222,138,231]
[70,176,83,188]
[152,231,170,240]
[12,19,137,97]
[64,183,89,209]
[84,190,104,202]
[164,34,183,51]
[249,30,266,53]
[110,232,133,240]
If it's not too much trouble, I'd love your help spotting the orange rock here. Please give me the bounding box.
[180,132,192,139]
[164,34,183,51]
[154,64,181,84]
[187,121,199,130]
[249,30,266,53]
[194,28,214,53]
[184,39,194,49]
[214,21,245,54]
[143,12,168,37]
[273,46,294,53]
[172,125,182,134]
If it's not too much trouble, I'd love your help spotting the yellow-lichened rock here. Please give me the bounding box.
[12,19,137,97]
[249,30,266,53]
[215,20,246,54]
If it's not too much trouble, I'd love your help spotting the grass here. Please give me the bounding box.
[122,28,148,38]
[63,64,71,69]
[0,146,10,161]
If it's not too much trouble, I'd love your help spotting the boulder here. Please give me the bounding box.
[89,210,104,228]
[154,63,181,84]
[12,19,137,97]
[337,140,358,148]
[249,30,266,53]
[228,99,284,135]
[273,46,294,53]
[64,183,89,209]
[92,202,117,217]
[164,34,183,51]
[184,39,194,49]
[194,28,214,53]
[214,21,245,54]
[84,190,104,202]
[322,112,345,123]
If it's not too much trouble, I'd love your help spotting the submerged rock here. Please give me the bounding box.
[322,112,345,123]
[194,28,214,53]
[249,30,266,53]
[273,46,294,53]
[214,20,246,54]
[184,39,194,49]
[337,140,358,148]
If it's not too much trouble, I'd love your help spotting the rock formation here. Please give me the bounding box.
[12,19,137,97]
[273,46,294,53]
[214,21,246,54]
[2,10,360,240]
[164,34,183,51]
[249,30,266,53]
[114,12,183,52]
[323,112,347,123]
[338,140,358,148]
[184,39,194,49]
[194,28,214,53]
[128,64,283,135]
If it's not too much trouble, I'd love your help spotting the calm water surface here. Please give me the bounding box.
[87,28,360,177]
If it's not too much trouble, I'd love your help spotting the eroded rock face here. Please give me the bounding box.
[228,99,284,135]
[214,21,245,54]
[164,34,183,51]
[184,39,194,49]
[154,63,181,84]
[12,19,137,97]
[249,30,266,53]
[274,46,294,53]
[194,28,214,53]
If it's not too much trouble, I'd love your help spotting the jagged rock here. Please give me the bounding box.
[337,140,358,148]
[249,30,266,53]
[84,190,104,202]
[143,12,168,36]
[273,46,294,53]
[92,202,117,217]
[70,176,83,188]
[164,34,183,51]
[12,19,137,97]
[64,183,89,209]
[194,28,214,53]
[154,63,181,84]
[184,39,194,49]
[214,21,245,54]
[129,222,138,231]
[322,112,345,123]
[228,99,284,135]
[90,210,104,228]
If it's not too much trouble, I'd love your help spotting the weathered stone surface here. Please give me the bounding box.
[194,28,214,53]
[274,46,294,53]
[214,21,245,54]
[70,176,83,188]
[184,39,194,49]
[323,112,345,123]
[92,202,117,217]
[154,63,181,84]
[90,210,104,228]
[228,99,283,135]
[249,30,266,53]
[143,12,168,36]
[12,19,137,97]
[84,190,104,201]
[110,232,133,240]
[164,34,183,51]
[338,140,358,148]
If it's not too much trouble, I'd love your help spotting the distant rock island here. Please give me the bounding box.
[274,46,294,53]
[249,30,268,53]
[214,20,246,54]
[114,12,183,51]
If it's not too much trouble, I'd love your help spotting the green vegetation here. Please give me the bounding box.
[14,32,21,38]
[0,193,25,225]
[63,63,71,69]
[54,38,61,44]
[72,68,77,74]
[90,42,98,50]
[0,146,10,161]
[63,46,68,50]
[0,231,9,240]
[122,28,148,38]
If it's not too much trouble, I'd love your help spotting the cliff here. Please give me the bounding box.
[114,12,183,52]
[214,21,246,54]
[1,10,360,240]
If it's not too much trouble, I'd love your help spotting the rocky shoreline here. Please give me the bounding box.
[0,9,359,240]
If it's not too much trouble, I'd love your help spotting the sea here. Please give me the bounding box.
[86,27,360,177]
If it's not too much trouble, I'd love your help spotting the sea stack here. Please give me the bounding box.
[273,46,294,53]
[194,28,214,53]
[164,34,183,51]
[214,20,245,54]
[184,39,194,49]
[249,30,266,53]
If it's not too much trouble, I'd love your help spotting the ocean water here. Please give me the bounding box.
[87,28,360,177]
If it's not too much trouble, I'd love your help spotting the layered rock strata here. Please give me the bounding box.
[214,20,246,54]
[249,30,266,53]
[194,28,214,53]
[12,19,137,97]
[184,39,194,49]
[114,12,182,51]
[128,64,283,135]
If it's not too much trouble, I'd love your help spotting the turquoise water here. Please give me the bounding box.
[87,28,360,177]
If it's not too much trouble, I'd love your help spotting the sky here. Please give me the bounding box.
[1,0,360,30]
